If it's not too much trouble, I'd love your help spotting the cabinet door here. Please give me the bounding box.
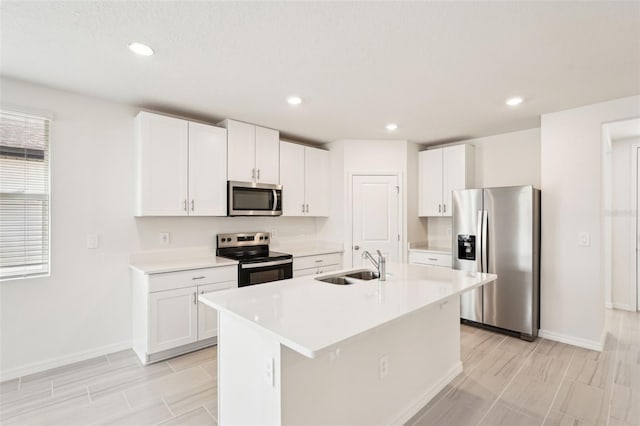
[279,142,306,216]
[418,149,443,216]
[442,145,467,217]
[255,126,280,184]
[304,147,329,216]
[198,281,237,340]
[188,122,227,216]
[226,120,255,182]
[136,112,189,216]
[148,287,198,354]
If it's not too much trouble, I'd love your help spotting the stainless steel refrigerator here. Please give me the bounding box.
[452,185,540,340]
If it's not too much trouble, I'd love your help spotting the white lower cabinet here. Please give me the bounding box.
[408,251,452,268]
[293,252,342,277]
[131,265,237,364]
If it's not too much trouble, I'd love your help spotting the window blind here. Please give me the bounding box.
[0,110,50,280]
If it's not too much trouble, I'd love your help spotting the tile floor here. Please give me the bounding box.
[1,309,638,426]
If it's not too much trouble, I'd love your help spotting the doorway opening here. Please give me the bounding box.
[602,117,640,312]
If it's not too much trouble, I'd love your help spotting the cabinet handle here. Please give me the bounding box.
[302,204,305,213]
[438,204,442,213]
[200,290,205,294]
[315,259,323,263]
[428,258,438,261]
[191,200,195,211]
[305,204,309,213]
[192,276,206,280]
[443,204,447,213]
[257,169,260,180]
[252,168,256,180]
[184,200,188,212]
[193,292,197,305]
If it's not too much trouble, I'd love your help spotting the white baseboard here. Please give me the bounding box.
[390,361,463,426]
[538,329,603,352]
[0,341,132,382]
[611,302,636,312]
[605,302,613,309]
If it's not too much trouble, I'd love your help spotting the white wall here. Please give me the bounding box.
[0,78,320,378]
[611,137,639,310]
[422,128,541,249]
[540,95,640,350]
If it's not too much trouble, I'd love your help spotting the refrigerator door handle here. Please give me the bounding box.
[476,210,483,272]
[481,210,488,273]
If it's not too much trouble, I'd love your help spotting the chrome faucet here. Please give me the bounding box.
[362,250,386,281]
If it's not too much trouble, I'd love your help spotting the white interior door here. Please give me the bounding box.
[352,175,400,267]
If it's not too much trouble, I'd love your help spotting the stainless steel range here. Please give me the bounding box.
[216,232,293,287]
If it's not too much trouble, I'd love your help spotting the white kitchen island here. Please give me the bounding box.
[199,263,496,426]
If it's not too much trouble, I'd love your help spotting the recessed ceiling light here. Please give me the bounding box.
[128,42,154,56]
[505,97,523,106]
[386,123,398,131]
[287,96,302,105]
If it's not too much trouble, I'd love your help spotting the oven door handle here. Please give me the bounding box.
[241,259,293,269]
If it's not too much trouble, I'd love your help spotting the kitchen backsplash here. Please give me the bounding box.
[426,216,453,249]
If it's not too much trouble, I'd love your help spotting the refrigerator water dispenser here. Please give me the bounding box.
[457,235,476,260]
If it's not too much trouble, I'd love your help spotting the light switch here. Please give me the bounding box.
[87,234,99,249]
[578,232,591,247]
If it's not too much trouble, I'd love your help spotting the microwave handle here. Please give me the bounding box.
[272,189,278,211]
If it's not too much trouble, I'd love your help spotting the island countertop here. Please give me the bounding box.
[199,262,496,359]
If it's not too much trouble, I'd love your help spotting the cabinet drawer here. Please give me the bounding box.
[293,263,341,278]
[149,266,237,293]
[409,252,452,268]
[293,252,342,271]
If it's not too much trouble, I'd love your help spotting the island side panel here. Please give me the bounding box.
[217,312,282,425]
[281,296,461,426]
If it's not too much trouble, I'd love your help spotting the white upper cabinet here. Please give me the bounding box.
[187,122,227,216]
[135,111,227,216]
[418,144,474,217]
[279,141,329,217]
[221,119,280,184]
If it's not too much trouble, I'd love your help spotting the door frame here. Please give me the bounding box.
[633,143,640,311]
[347,171,403,268]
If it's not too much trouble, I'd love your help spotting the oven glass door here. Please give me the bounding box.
[239,260,293,287]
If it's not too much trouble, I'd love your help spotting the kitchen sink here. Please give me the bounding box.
[315,269,380,285]
[344,270,379,280]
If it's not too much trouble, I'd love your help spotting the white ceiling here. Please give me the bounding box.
[1,1,639,144]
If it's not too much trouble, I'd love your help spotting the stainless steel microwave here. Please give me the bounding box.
[228,181,282,216]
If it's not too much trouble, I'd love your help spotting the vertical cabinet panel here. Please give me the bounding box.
[188,122,227,216]
[148,287,198,354]
[418,149,443,217]
[136,112,189,216]
[226,120,256,182]
[305,147,329,216]
[280,142,306,216]
[255,126,280,184]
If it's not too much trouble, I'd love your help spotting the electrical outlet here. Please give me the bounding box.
[87,234,99,249]
[264,357,275,387]
[159,232,170,246]
[379,355,389,379]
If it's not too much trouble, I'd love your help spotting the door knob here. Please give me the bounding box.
[354,245,360,250]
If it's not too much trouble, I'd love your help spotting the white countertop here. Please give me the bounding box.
[199,263,496,359]
[129,256,238,274]
[271,241,343,257]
